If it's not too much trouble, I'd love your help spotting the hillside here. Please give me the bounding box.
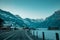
[39,10,60,28]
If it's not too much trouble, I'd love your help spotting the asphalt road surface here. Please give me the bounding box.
[0,30,33,40]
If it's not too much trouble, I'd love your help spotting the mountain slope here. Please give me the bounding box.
[23,18,44,28]
[0,9,25,27]
[39,10,60,28]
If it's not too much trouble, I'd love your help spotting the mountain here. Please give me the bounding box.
[23,18,44,28]
[39,10,60,28]
[0,9,43,28]
[0,9,60,28]
[0,9,25,27]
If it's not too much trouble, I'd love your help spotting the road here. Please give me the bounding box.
[0,29,33,40]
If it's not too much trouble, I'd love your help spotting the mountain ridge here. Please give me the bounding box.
[0,9,60,28]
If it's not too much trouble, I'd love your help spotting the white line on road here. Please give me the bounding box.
[25,31,33,40]
[3,33,15,40]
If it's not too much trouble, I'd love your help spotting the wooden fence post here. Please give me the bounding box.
[33,30,35,35]
[42,32,45,40]
[56,33,59,40]
[36,31,38,38]
[33,30,35,39]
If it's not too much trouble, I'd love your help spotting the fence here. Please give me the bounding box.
[31,30,60,40]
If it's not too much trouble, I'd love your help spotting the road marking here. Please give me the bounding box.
[3,33,15,40]
[25,31,33,40]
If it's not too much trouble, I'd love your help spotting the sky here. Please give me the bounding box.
[0,0,60,19]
